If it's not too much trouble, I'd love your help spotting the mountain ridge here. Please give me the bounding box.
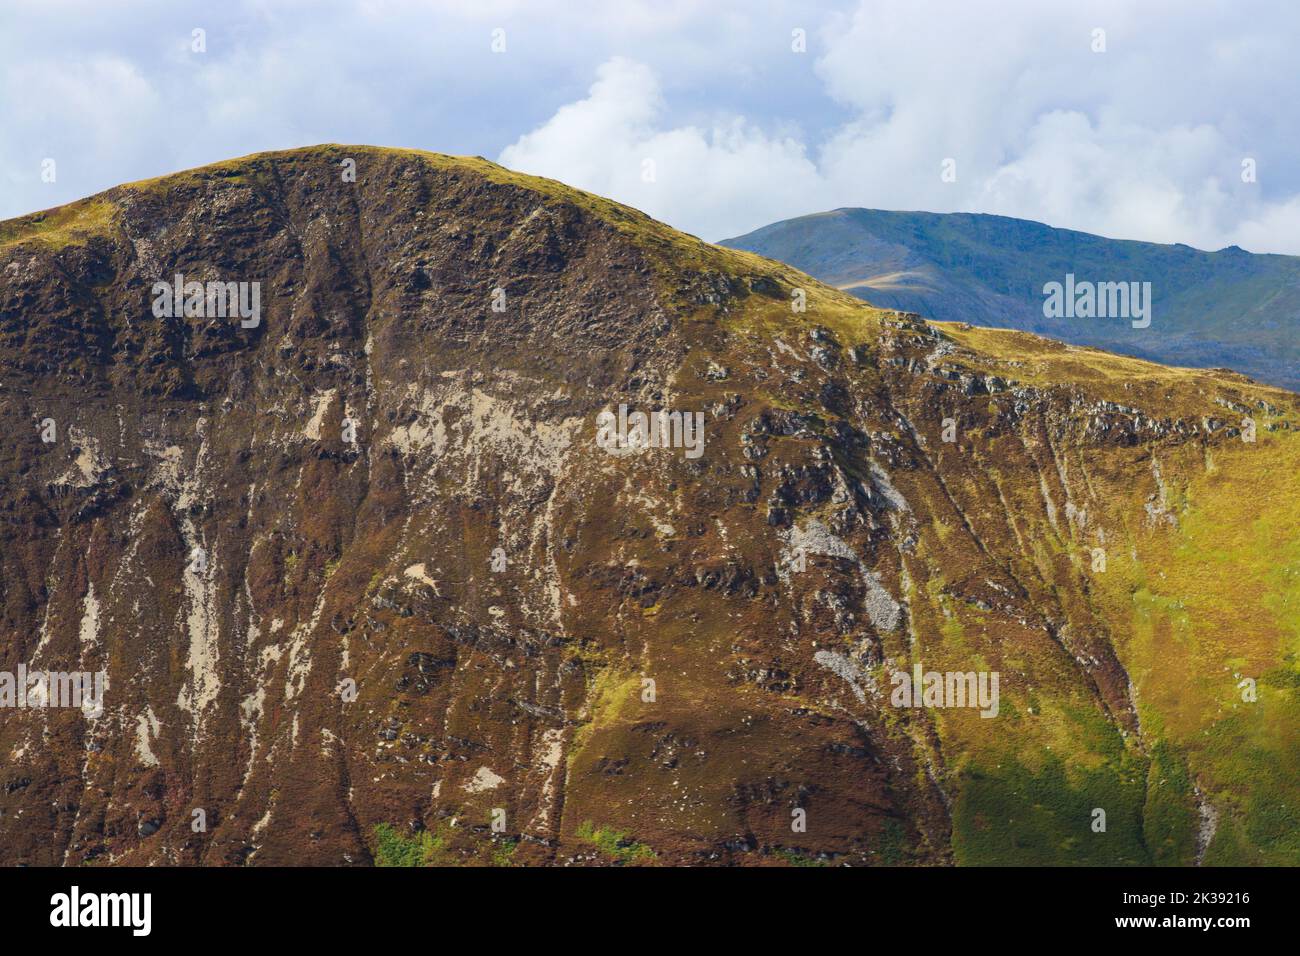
[0,146,1296,866]
[722,207,1300,392]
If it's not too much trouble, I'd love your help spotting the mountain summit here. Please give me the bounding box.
[722,208,1300,392]
[1,146,1296,866]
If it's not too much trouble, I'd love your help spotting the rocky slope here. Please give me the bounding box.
[0,146,1296,866]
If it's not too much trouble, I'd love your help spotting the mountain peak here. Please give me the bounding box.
[1,152,1296,867]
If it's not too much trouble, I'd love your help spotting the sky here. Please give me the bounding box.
[3,0,1298,251]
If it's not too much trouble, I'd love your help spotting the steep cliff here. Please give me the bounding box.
[1,146,1296,866]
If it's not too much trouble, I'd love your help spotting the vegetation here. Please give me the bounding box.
[4,145,1295,866]
[371,821,520,867]
[722,206,1300,390]
[774,848,831,867]
[0,196,119,249]
[575,821,656,864]
[372,823,445,867]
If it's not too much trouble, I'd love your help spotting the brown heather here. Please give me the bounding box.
[0,146,1295,866]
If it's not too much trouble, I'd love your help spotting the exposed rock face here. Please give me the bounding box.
[1,146,1296,866]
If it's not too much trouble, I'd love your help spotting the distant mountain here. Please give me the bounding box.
[722,209,1300,391]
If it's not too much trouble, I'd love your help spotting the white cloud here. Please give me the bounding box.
[2,0,1298,253]
[500,0,1300,251]
[500,57,828,239]
[3,55,162,202]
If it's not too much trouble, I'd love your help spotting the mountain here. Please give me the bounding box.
[0,146,1296,866]
[721,208,1300,392]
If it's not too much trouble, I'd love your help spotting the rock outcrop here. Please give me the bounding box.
[1,146,1296,866]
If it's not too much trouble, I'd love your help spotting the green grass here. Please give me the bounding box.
[774,848,830,867]
[1141,742,1198,866]
[875,819,912,865]
[1090,427,1300,864]
[0,197,118,249]
[490,837,519,868]
[371,821,522,867]
[575,821,655,864]
[953,752,1151,866]
[372,823,446,867]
